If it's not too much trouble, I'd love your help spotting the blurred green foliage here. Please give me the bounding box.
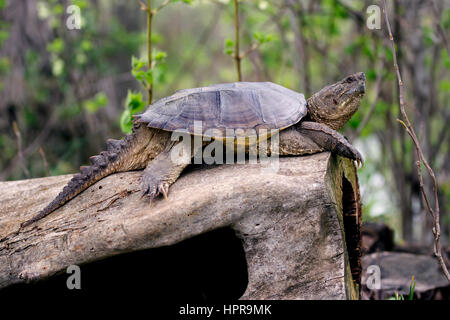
[120,90,146,133]
[0,0,449,244]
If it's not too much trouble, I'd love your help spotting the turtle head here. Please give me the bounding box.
[306,72,365,130]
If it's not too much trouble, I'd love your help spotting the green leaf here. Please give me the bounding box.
[47,38,64,54]
[120,109,132,133]
[0,57,10,73]
[146,70,154,85]
[439,80,450,92]
[0,30,9,47]
[125,90,146,113]
[83,92,108,113]
[72,0,90,10]
[131,69,146,82]
[51,4,64,15]
[253,32,275,44]
[408,276,416,300]
[120,91,146,133]
[384,46,394,63]
[131,55,147,71]
[366,69,377,81]
[152,50,167,62]
[51,58,64,76]
[422,26,433,47]
[442,49,450,69]
[151,32,163,44]
[81,40,92,51]
[362,43,375,61]
[224,38,234,56]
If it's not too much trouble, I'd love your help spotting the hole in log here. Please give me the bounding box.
[0,228,248,300]
[342,174,361,287]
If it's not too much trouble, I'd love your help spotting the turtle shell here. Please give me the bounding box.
[134,82,307,140]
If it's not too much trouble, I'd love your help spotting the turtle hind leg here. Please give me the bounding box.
[140,138,201,202]
[140,154,177,201]
[296,121,363,166]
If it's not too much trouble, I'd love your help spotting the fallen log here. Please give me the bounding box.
[361,252,450,300]
[0,152,361,299]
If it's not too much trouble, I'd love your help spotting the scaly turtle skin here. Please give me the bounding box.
[21,72,365,228]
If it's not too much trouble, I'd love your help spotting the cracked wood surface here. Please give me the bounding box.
[0,152,360,299]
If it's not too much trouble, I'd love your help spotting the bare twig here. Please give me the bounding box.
[285,0,311,95]
[138,0,148,11]
[147,0,153,104]
[136,0,153,104]
[382,0,450,282]
[430,0,450,56]
[167,5,223,92]
[334,0,365,25]
[240,42,259,59]
[430,110,450,161]
[0,112,55,181]
[12,121,30,179]
[39,147,51,177]
[233,0,242,81]
[153,0,170,14]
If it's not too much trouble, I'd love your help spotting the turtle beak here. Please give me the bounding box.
[350,72,366,95]
[358,82,365,94]
[347,81,365,96]
[356,72,366,94]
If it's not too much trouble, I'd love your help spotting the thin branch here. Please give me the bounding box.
[153,0,170,14]
[147,0,153,104]
[430,110,450,161]
[334,0,365,25]
[166,5,223,92]
[0,112,55,181]
[430,0,450,56]
[240,42,259,59]
[135,0,153,104]
[12,121,30,179]
[39,147,51,177]
[233,0,242,81]
[382,0,450,282]
[285,0,311,95]
[138,0,148,11]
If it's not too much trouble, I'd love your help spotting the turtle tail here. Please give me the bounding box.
[20,124,144,228]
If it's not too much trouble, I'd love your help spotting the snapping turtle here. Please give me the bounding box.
[21,72,365,227]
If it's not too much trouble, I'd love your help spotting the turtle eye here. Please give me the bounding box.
[344,76,355,83]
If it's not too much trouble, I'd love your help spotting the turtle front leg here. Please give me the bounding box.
[140,139,200,201]
[296,121,363,166]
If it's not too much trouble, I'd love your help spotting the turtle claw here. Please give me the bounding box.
[159,182,169,200]
[148,185,158,201]
[140,174,170,203]
[354,155,364,169]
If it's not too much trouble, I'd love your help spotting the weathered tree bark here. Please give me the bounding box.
[0,153,361,299]
[361,252,450,300]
